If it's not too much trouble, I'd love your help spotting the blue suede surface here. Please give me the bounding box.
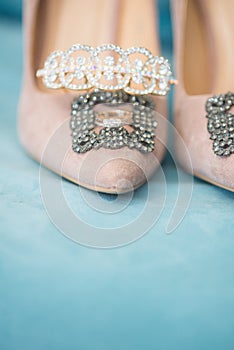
[1,2,234,349]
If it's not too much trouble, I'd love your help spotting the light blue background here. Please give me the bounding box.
[1,1,234,349]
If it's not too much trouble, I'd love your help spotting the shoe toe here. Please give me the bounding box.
[95,157,146,193]
[74,148,160,193]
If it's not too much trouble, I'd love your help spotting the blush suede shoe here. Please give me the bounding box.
[172,0,234,192]
[18,0,173,193]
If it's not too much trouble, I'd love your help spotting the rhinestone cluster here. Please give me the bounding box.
[36,44,175,95]
[70,90,157,153]
[206,92,234,157]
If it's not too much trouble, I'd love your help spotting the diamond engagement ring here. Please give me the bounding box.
[70,90,157,153]
[36,44,176,96]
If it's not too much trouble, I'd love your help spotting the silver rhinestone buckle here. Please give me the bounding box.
[206,92,234,157]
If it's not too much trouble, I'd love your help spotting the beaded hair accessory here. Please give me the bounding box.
[36,44,176,96]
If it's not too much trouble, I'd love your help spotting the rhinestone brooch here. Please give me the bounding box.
[70,90,157,153]
[206,92,234,157]
[36,44,176,96]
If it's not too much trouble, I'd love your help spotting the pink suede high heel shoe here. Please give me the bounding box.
[18,0,174,193]
[172,0,234,192]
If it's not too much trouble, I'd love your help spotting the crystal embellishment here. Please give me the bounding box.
[76,56,86,65]
[134,59,144,71]
[104,56,115,66]
[103,69,114,81]
[206,92,234,157]
[103,118,122,127]
[36,44,176,95]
